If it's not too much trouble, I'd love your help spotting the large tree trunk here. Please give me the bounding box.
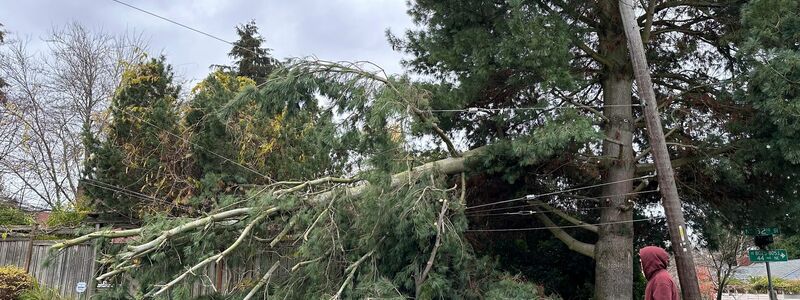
[593,2,636,299]
[594,76,635,300]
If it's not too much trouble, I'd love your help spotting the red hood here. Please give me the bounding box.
[640,246,670,280]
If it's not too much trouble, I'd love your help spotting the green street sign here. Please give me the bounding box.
[744,227,781,236]
[749,249,789,262]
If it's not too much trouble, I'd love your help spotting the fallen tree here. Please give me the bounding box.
[54,58,571,299]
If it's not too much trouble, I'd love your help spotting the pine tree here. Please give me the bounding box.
[388,1,799,298]
[227,21,279,84]
[84,56,186,219]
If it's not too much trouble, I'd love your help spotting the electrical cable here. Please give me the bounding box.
[467,206,609,218]
[428,104,641,113]
[464,217,663,232]
[463,189,660,216]
[82,178,188,207]
[109,0,262,58]
[82,180,177,208]
[465,174,656,210]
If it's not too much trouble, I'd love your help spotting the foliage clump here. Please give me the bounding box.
[18,282,68,300]
[45,207,89,228]
[744,277,800,294]
[0,266,35,300]
[0,207,33,226]
[84,55,186,219]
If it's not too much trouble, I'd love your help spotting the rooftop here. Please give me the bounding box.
[733,259,800,280]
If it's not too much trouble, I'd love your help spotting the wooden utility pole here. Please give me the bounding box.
[618,1,702,299]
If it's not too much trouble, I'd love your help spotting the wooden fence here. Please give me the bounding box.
[0,239,96,299]
[0,238,293,299]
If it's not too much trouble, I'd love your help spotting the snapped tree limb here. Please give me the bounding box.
[50,228,143,250]
[143,208,278,298]
[243,261,281,300]
[119,207,257,261]
[416,198,449,298]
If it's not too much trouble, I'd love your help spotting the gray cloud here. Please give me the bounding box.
[0,0,414,83]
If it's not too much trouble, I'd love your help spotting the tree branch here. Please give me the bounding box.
[332,248,377,300]
[532,211,595,258]
[144,209,277,298]
[273,176,358,196]
[575,41,613,68]
[119,207,260,261]
[242,261,281,300]
[312,146,484,205]
[640,0,658,43]
[635,126,680,161]
[51,228,143,250]
[416,198,449,298]
[635,146,735,174]
[533,201,598,233]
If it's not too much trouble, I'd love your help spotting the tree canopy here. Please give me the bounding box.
[38,1,800,300]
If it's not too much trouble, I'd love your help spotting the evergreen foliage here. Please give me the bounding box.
[387,1,575,146]
[0,206,33,226]
[388,0,800,297]
[722,0,800,230]
[84,56,187,219]
[227,21,279,84]
[69,2,800,299]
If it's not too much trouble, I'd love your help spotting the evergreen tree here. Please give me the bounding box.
[84,56,187,219]
[184,69,342,209]
[227,20,279,84]
[389,1,798,298]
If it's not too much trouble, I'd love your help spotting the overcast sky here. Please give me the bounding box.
[0,0,415,84]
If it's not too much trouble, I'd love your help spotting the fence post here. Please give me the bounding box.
[89,223,100,297]
[215,260,224,293]
[23,225,36,272]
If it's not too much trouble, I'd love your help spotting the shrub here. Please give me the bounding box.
[747,277,800,294]
[483,275,549,299]
[18,282,68,300]
[0,207,33,226]
[0,265,35,300]
[45,201,91,228]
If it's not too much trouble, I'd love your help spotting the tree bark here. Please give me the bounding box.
[593,2,636,299]
[594,76,636,300]
[619,1,702,299]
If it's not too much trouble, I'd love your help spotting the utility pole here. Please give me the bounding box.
[618,1,702,299]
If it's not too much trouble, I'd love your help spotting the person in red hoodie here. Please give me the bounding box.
[639,246,680,300]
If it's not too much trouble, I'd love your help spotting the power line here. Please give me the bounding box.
[467,209,553,217]
[428,104,642,113]
[82,180,158,204]
[465,174,656,210]
[83,178,189,208]
[107,0,274,180]
[783,265,800,278]
[464,217,662,232]
[464,189,660,216]
[467,206,608,217]
[109,0,261,58]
